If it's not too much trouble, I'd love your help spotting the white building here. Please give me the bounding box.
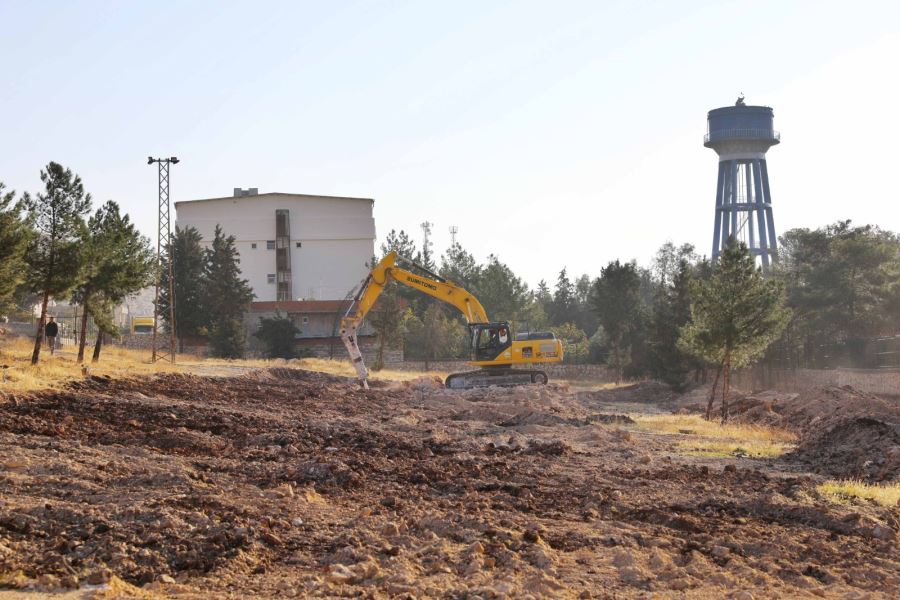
[174,189,383,357]
[174,189,375,302]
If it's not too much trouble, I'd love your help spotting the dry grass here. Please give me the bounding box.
[0,336,180,393]
[817,480,900,507]
[634,413,797,442]
[200,356,449,382]
[633,414,797,459]
[674,439,794,459]
[0,334,447,393]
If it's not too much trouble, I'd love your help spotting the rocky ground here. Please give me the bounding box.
[0,369,898,599]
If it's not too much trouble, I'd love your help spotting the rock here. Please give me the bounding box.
[870,525,896,541]
[526,546,554,569]
[291,517,304,527]
[382,522,400,537]
[669,578,691,590]
[380,496,397,508]
[61,575,79,589]
[36,574,60,590]
[326,564,353,584]
[708,572,734,587]
[732,592,754,600]
[648,550,671,572]
[724,464,737,473]
[612,550,635,568]
[711,545,730,558]
[86,568,112,585]
[617,566,646,585]
[523,529,542,544]
[158,574,176,584]
[465,557,484,575]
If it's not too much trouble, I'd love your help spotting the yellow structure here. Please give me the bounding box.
[341,251,562,389]
[130,316,155,335]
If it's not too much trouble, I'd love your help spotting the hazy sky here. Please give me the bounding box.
[2,0,898,287]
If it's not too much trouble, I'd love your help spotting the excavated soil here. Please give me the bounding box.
[1,370,898,599]
[721,386,900,483]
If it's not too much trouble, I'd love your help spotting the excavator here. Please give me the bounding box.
[340,251,563,389]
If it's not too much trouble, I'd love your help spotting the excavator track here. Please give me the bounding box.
[445,368,549,389]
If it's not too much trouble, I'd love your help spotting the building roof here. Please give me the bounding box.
[250,300,351,313]
[174,192,374,208]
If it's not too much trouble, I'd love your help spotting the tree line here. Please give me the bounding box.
[371,222,900,419]
[1,164,257,363]
[0,163,155,364]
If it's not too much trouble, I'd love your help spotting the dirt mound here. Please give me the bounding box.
[578,381,674,405]
[727,385,900,482]
[792,416,900,482]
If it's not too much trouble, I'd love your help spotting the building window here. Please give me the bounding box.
[295,241,302,248]
[267,274,276,284]
[302,316,309,325]
[251,243,257,249]
[266,240,275,250]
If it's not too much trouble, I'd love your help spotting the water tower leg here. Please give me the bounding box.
[745,161,756,251]
[760,160,778,260]
[729,161,739,242]
[752,160,770,269]
[712,161,725,259]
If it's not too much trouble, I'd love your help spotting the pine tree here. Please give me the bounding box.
[23,162,92,364]
[477,254,529,325]
[439,242,481,291]
[254,312,300,359]
[73,201,155,362]
[380,229,417,260]
[159,226,207,352]
[550,268,575,325]
[0,182,33,317]
[591,260,642,383]
[204,225,254,358]
[367,287,409,370]
[680,242,791,421]
[649,259,695,389]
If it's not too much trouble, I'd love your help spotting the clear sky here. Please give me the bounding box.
[2,0,898,287]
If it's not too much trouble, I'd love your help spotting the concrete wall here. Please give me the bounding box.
[732,367,900,399]
[175,193,375,302]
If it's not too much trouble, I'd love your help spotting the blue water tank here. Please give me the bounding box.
[704,105,779,148]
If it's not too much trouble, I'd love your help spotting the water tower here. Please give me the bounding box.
[704,97,780,270]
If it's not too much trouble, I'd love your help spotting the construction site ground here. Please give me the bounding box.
[0,366,898,599]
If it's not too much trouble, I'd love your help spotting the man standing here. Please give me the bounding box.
[45,316,59,355]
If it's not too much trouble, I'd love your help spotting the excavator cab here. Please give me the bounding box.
[471,322,513,361]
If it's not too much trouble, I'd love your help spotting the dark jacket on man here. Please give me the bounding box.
[45,321,58,337]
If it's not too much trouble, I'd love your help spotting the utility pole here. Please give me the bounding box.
[148,156,179,363]
[449,225,458,246]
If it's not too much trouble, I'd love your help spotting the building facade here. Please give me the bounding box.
[174,189,383,357]
[174,189,376,302]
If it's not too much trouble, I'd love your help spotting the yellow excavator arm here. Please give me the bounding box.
[340,252,488,386]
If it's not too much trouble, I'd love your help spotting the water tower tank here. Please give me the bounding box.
[704,98,780,270]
